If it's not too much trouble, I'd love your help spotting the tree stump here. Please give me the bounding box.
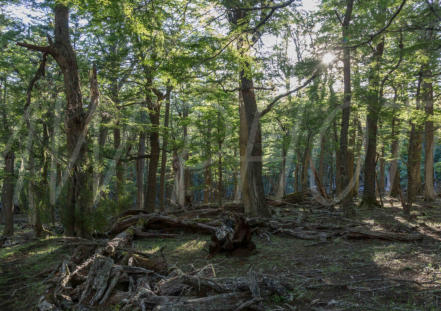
[209,215,255,256]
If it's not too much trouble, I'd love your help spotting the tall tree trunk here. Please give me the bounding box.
[171,150,185,207]
[217,143,223,208]
[145,95,161,212]
[233,147,241,202]
[217,109,223,207]
[389,115,401,197]
[28,143,42,236]
[239,68,270,217]
[183,106,191,207]
[56,5,88,236]
[295,149,301,192]
[361,40,384,208]
[49,96,61,224]
[407,74,424,213]
[90,65,101,206]
[204,126,212,204]
[407,123,423,209]
[111,78,125,204]
[301,143,311,191]
[379,146,386,194]
[333,121,341,195]
[339,0,355,213]
[276,144,288,200]
[423,67,436,201]
[348,115,358,196]
[136,132,146,209]
[18,4,91,236]
[318,135,326,190]
[159,86,171,211]
[2,151,15,236]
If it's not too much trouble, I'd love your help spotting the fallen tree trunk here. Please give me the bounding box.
[345,228,423,241]
[109,213,217,236]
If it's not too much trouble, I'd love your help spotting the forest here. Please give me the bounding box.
[0,0,440,310]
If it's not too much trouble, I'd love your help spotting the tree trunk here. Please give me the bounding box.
[361,40,384,208]
[171,150,185,207]
[333,121,341,195]
[2,151,15,236]
[183,107,192,207]
[379,146,386,194]
[423,68,436,201]
[407,123,423,208]
[136,132,146,210]
[301,143,311,191]
[239,68,270,217]
[204,127,212,204]
[217,110,223,207]
[389,115,401,197]
[28,143,42,236]
[407,73,424,213]
[318,135,326,191]
[159,86,171,211]
[339,0,354,213]
[276,144,288,200]
[145,95,160,212]
[114,126,124,203]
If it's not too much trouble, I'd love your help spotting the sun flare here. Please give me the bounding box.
[322,52,335,65]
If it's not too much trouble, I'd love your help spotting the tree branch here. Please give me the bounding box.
[346,0,406,49]
[17,42,55,55]
[259,70,320,118]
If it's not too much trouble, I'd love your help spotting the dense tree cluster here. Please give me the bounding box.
[0,0,440,237]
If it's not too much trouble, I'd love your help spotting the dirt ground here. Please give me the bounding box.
[1,196,441,311]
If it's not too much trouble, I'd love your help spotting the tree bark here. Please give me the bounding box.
[2,151,15,236]
[407,73,424,213]
[136,132,146,210]
[407,123,423,208]
[379,146,386,194]
[239,67,270,217]
[17,4,93,236]
[301,142,311,191]
[145,92,161,212]
[339,0,355,213]
[204,126,212,204]
[276,144,288,200]
[361,40,384,208]
[217,109,223,207]
[159,86,171,211]
[389,114,401,197]
[423,67,436,201]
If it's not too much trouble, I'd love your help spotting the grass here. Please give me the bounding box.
[0,234,70,311]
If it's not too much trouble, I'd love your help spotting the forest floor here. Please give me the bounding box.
[1,196,441,310]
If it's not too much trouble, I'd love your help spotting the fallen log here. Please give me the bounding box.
[152,292,250,311]
[109,213,217,236]
[345,228,423,242]
[134,229,178,239]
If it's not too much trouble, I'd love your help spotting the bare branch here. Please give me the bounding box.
[17,42,55,55]
[260,70,320,118]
